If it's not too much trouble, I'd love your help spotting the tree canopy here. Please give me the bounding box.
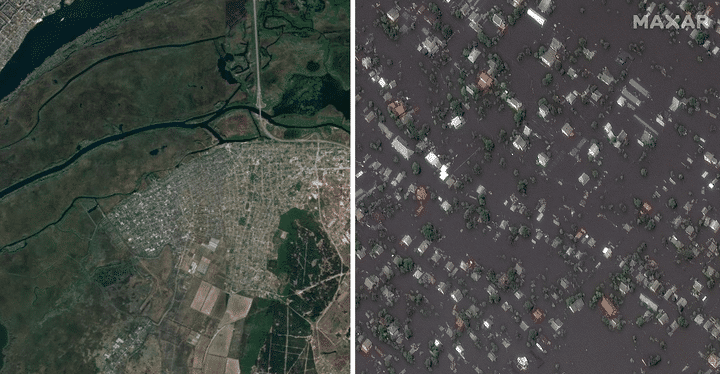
[421,222,441,242]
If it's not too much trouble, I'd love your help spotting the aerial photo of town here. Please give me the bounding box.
[356,0,720,373]
[0,0,349,373]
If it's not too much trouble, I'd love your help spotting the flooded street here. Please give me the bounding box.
[356,0,720,373]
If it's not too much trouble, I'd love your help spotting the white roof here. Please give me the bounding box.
[578,173,590,185]
[508,98,523,111]
[527,8,546,26]
[450,116,465,129]
[391,136,414,160]
[639,293,658,311]
[441,201,452,211]
[387,8,399,21]
[492,13,505,28]
[537,152,549,167]
[468,48,481,63]
[401,235,412,246]
[451,289,463,302]
[426,152,442,169]
[588,144,599,157]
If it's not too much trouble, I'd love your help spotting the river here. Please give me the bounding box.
[0,102,348,201]
[0,0,154,102]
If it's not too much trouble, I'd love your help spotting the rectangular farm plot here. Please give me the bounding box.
[191,281,212,311]
[208,323,234,357]
[192,335,211,369]
[197,256,211,275]
[201,286,221,316]
[192,347,205,369]
[224,294,253,322]
[225,358,240,374]
[203,355,226,374]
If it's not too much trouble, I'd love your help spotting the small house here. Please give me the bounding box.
[578,173,590,186]
[387,8,400,22]
[569,298,584,313]
[478,72,494,91]
[600,297,618,318]
[513,136,528,151]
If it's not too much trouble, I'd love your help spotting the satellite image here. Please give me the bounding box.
[0,0,349,373]
[356,1,720,373]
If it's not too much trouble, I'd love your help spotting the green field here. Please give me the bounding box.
[274,208,342,321]
[239,298,280,374]
[238,295,315,374]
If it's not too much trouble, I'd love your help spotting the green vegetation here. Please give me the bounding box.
[542,73,553,86]
[589,286,604,309]
[633,198,643,209]
[284,128,302,139]
[676,123,688,136]
[429,2,442,17]
[273,74,349,119]
[210,109,261,141]
[636,316,646,327]
[0,204,152,373]
[513,108,526,126]
[527,328,538,345]
[524,300,534,312]
[482,136,495,152]
[519,225,531,238]
[478,207,491,223]
[677,316,689,328]
[517,179,529,195]
[412,162,422,175]
[307,60,320,72]
[0,127,213,248]
[254,0,350,134]
[377,14,399,40]
[239,298,281,374]
[477,30,494,48]
[507,6,525,26]
[502,267,523,291]
[421,222,441,242]
[254,300,315,374]
[251,206,344,372]
[394,256,415,274]
[275,208,342,320]
[93,261,135,287]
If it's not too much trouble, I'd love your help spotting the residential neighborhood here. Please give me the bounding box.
[356,0,720,373]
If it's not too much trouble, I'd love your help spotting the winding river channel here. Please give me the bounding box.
[0,102,348,201]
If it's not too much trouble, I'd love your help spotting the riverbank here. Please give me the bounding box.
[0,0,175,106]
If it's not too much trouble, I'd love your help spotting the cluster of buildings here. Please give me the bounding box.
[100,320,153,374]
[0,0,55,70]
[357,0,720,372]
